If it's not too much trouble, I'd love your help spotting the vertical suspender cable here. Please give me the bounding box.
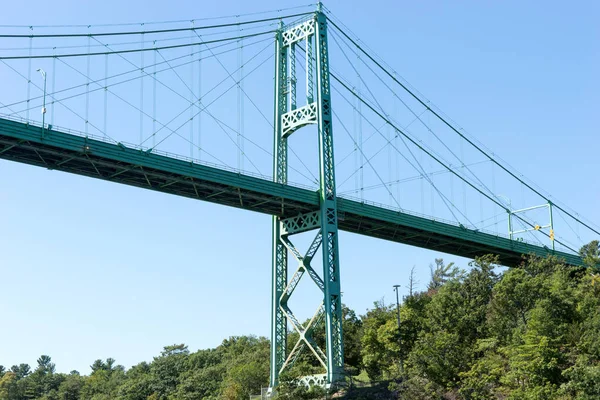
[140,28,145,146]
[352,45,358,197]
[237,33,241,170]
[153,41,157,148]
[353,89,358,196]
[26,27,32,121]
[357,56,363,201]
[428,114,434,215]
[450,163,454,212]
[104,53,108,137]
[238,22,245,171]
[480,190,484,229]
[460,139,466,217]
[240,36,244,171]
[388,122,392,206]
[492,163,498,232]
[394,74,400,207]
[51,48,56,126]
[420,148,424,214]
[85,28,90,135]
[430,157,435,216]
[190,21,195,158]
[197,40,202,160]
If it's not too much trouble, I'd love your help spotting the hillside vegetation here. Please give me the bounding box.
[2,241,599,400]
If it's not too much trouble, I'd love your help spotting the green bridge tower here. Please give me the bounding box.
[270,4,344,390]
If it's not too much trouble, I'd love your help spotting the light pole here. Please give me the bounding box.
[498,194,512,240]
[37,68,47,138]
[393,284,403,374]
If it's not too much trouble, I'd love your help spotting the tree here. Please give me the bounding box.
[407,266,419,297]
[36,355,56,375]
[57,373,84,400]
[0,372,18,400]
[399,291,430,364]
[341,305,363,374]
[409,256,498,390]
[428,258,460,291]
[580,240,600,269]
[150,344,190,398]
[10,364,31,380]
[105,357,116,372]
[487,268,542,342]
[90,359,107,373]
[117,362,154,400]
[360,300,396,380]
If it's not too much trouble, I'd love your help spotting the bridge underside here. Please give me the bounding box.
[0,117,582,267]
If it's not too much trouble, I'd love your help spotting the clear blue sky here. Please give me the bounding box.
[0,0,598,374]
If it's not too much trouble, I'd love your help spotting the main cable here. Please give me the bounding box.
[326,16,600,238]
[0,12,313,38]
[0,30,275,59]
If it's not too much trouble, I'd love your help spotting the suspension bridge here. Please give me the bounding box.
[0,2,597,391]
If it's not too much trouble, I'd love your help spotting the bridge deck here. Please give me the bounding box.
[0,117,582,267]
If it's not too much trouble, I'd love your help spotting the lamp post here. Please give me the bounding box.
[498,194,512,240]
[36,68,47,138]
[393,284,403,374]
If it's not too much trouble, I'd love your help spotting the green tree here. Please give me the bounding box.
[149,344,190,398]
[580,240,600,269]
[57,373,85,400]
[428,258,460,291]
[0,372,18,400]
[9,364,31,380]
[360,300,396,380]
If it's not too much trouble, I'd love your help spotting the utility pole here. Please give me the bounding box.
[393,284,403,374]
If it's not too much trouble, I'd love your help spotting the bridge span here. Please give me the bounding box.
[0,116,582,267]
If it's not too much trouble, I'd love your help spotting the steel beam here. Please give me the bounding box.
[270,22,289,390]
[270,9,345,391]
[0,118,582,267]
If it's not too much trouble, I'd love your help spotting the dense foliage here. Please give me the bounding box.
[2,242,599,399]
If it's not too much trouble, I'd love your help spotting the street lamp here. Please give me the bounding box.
[36,68,47,137]
[392,284,403,374]
[497,194,513,240]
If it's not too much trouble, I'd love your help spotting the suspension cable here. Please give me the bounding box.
[331,71,578,253]
[0,12,312,38]
[326,17,600,238]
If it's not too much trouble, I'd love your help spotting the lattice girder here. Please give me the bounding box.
[299,374,328,388]
[282,19,315,47]
[270,23,289,390]
[281,103,318,138]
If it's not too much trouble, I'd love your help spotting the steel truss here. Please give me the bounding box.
[270,6,344,391]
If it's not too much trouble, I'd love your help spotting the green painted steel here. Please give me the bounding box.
[314,9,344,385]
[270,9,344,389]
[270,22,288,389]
[0,115,584,270]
